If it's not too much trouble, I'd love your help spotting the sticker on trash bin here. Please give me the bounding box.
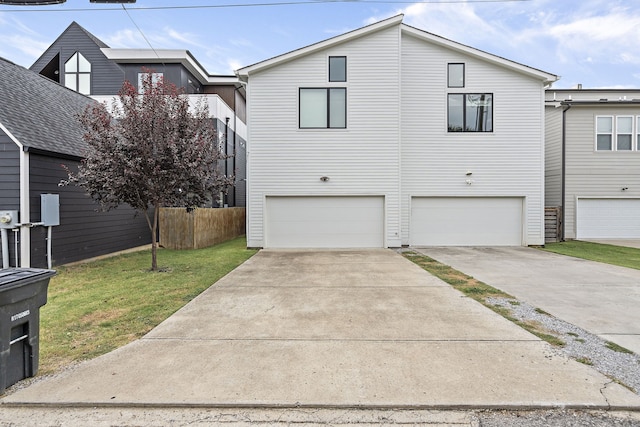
[11,310,30,322]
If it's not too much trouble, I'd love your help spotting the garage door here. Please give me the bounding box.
[265,196,384,248]
[411,197,523,246]
[577,198,640,239]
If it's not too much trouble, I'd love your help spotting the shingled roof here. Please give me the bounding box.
[0,56,95,158]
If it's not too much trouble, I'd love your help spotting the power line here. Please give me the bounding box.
[0,0,532,12]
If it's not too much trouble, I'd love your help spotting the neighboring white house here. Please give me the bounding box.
[545,88,640,240]
[237,15,558,248]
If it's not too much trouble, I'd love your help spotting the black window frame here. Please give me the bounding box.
[447,93,494,133]
[299,87,347,129]
[329,56,347,82]
[447,63,465,88]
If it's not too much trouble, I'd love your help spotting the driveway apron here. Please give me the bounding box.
[413,246,640,356]
[2,249,639,409]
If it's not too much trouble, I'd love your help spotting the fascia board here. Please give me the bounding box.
[401,25,558,85]
[102,48,239,86]
[237,14,404,77]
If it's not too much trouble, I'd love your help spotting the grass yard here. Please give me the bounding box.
[39,236,257,374]
[541,240,640,270]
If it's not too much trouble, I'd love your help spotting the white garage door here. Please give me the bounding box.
[265,196,384,248]
[411,197,523,246]
[577,198,640,239]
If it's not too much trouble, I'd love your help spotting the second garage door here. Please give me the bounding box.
[411,197,523,246]
[576,198,640,239]
[265,196,384,248]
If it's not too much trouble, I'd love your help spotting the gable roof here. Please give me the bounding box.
[0,57,94,158]
[237,15,558,85]
[30,21,109,69]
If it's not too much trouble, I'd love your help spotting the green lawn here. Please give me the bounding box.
[39,237,257,374]
[541,240,640,270]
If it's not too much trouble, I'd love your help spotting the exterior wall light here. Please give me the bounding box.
[320,176,330,182]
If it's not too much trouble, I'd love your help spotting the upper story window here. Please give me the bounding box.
[64,52,91,95]
[329,56,347,82]
[596,116,613,150]
[299,57,347,129]
[138,72,163,94]
[448,63,465,88]
[447,93,493,132]
[595,115,640,151]
[299,88,346,129]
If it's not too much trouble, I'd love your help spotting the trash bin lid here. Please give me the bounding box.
[0,268,56,290]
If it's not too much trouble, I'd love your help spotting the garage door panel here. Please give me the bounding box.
[266,196,384,248]
[411,197,523,246]
[577,199,640,239]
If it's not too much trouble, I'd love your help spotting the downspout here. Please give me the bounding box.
[19,150,30,267]
[561,103,571,242]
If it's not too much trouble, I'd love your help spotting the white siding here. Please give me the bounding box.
[562,105,640,239]
[545,106,563,207]
[400,33,545,246]
[246,26,401,247]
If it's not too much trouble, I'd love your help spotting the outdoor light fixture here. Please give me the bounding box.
[320,176,330,182]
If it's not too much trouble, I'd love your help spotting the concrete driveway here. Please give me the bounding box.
[2,249,639,410]
[413,246,640,355]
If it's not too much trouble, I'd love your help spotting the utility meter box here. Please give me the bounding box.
[40,194,59,227]
[0,211,19,229]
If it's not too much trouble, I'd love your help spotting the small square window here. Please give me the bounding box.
[329,56,346,82]
[448,63,464,88]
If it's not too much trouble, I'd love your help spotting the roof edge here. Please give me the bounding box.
[400,24,558,85]
[237,14,404,78]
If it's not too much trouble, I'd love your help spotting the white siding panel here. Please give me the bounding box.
[411,197,523,246]
[400,33,545,246]
[265,196,384,248]
[577,198,640,239]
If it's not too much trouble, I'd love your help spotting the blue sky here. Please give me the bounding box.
[0,0,638,89]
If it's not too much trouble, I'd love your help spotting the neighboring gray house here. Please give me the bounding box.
[30,21,247,208]
[0,57,150,268]
[545,88,640,240]
[237,15,557,248]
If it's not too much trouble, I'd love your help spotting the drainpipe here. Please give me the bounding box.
[561,103,571,242]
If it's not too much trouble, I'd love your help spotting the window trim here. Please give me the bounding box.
[299,87,347,129]
[447,63,465,88]
[595,115,613,151]
[447,93,494,133]
[328,56,347,82]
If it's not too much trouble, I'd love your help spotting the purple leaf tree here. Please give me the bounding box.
[66,71,233,270]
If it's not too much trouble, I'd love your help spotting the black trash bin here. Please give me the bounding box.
[0,268,55,394]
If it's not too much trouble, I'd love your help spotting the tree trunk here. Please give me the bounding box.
[151,203,159,271]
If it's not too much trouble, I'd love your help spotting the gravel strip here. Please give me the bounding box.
[487,297,640,394]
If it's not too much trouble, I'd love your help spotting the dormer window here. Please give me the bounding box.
[64,52,91,95]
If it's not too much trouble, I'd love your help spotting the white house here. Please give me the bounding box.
[545,88,640,240]
[237,15,558,248]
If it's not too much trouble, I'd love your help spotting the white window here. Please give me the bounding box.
[448,63,464,88]
[637,116,640,150]
[64,52,91,95]
[595,116,613,150]
[616,116,633,150]
[138,72,163,94]
[299,88,346,129]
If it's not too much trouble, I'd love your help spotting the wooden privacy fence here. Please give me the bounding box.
[545,207,562,243]
[159,207,246,250]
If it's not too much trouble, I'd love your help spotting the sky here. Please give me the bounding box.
[0,0,639,89]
